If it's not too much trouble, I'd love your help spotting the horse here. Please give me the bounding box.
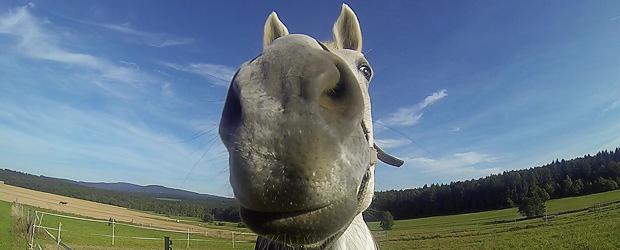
[219,4,402,250]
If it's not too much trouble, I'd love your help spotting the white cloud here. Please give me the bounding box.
[161,62,235,87]
[0,6,147,86]
[99,23,194,48]
[46,10,194,48]
[406,151,500,175]
[419,89,448,109]
[451,127,461,132]
[376,89,447,127]
[375,138,411,149]
[0,6,231,195]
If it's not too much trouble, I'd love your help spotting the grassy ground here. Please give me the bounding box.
[29,208,255,249]
[369,189,620,249]
[133,211,253,233]
[0,201,15,249]
[0,201,28,250]
[6,189,620,249]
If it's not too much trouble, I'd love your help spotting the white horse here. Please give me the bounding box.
[219,4,402,250]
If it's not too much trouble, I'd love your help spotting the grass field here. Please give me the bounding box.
[147,213,253,233]
[368,189,620,249]
[0,201,17,249]
[0,182,258,248]
[4,182,620,249]
[30,208,255,250]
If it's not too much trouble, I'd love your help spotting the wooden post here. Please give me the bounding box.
[187,228,190,248]
[56,222,62,250]
[231,231,235,249]
[112,220,115,246]
[30,211,36,247]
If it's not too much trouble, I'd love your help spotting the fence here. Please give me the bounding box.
[25,208,256,249]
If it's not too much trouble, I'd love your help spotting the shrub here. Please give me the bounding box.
[202,213,215,223]
[380,211,394,230]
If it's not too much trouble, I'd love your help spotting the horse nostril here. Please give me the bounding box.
[219,82,242,144]
[319,78,348,110]
[325,79,348,99]
[317,60,363,122]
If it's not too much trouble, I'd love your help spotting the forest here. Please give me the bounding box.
[2,148,619,223]
[364,148,620,221]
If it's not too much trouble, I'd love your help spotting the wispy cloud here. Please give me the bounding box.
[603,98,620,113]
[0,6,148,86]
[406,152,500,175]
[376,89,447,127]
[375,138,411,149]
[451,127,461,132]
[0,5,232,196]
[47,9,194,48]
[99,23,194,48]
[611,15,620,21]
[160,61,235,87]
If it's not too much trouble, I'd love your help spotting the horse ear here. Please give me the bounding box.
[333,4,362,52]
[263,12,289,49]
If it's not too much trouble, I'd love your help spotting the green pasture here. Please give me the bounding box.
[369,189,620,249]
[31,210,254,249]
[0,201,19,249]
[6,190,620,249]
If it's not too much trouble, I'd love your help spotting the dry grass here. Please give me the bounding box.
[10,202,32,237]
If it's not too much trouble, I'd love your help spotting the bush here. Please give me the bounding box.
[216,222,226,226]
[518,195,546,217]
[380,211,394,230]
[202,213,215,223]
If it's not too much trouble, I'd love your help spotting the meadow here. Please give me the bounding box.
[4,185,620,249]
[368,189,620,249]
[0,201,22,250]
[25,207,255,250]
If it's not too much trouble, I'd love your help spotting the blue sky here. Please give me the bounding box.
[1,1,619,197]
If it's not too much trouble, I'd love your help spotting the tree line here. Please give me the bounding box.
[364,147,620,221]
[0,169,241,222]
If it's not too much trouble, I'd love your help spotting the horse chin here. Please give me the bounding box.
[238,163,372,247]
[240,198,357,247]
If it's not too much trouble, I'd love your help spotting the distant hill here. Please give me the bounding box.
[60,180,227,201]
[0,169,241,222]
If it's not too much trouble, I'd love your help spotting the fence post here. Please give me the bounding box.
[232,231,235,249]
[187,228,190,248]
[112,220,115,246]
[30,210,36,248]
[56,222,62,250]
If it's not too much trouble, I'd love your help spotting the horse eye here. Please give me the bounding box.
[359,65,372,80]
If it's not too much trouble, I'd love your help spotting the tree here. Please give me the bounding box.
[202,213,215,223]
[518,192,546,217]
[572,179,584,194]
[562,175,573,196]
[380,211,394,230]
